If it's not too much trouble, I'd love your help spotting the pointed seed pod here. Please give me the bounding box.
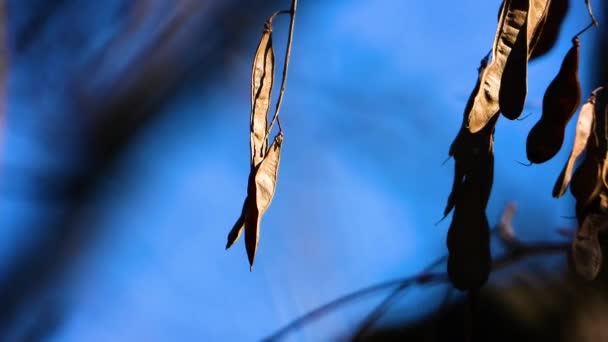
[226,19,276,251]
[245,133,283,269]
[466,0,529,133]
[250,20,275,167]
[553,92,596,197]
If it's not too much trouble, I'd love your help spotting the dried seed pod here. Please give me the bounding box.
[572,213,608,280]
[226,198,248,249]
[245,133,283,269]
[553,93,596,197]
[570,154,602,206]
[250,20,275,167]
[526,38,581,164]
[529,0,569,60]
[447,176,492,291]
[445,114,497,218]
[226,19,276,251]
[466,0,529,133]
[499,6,529,120]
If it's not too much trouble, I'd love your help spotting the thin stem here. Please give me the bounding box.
[585,0,599,28]
[269,10,290,23]
[262,272,447,341]
[267,0,297,135]
[351,255,447,340]
[574,22,595,39]
[263,241,568,341]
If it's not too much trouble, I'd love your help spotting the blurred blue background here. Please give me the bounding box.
[0,0,601,340]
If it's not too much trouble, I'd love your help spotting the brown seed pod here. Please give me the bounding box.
[446,125,495,290]
[529,0,569,60]
[226,19,276,251]
[466,0,529,133]
[250,20,275,167]
[570,154,602,205]
[245,133,283,269]
[553,93,596,198]
[445,114,497,218]
[447,176,492,291]
[526,38,581,164]
[226,198,248,249]
[499,5,529,120]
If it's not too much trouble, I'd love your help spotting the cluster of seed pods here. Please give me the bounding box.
[445,0,600,290]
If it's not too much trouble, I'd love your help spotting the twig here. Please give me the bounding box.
[263,205,571,341]
[267,0,297,135]
[351,256,447,340]
[585,0,599,28]
[262,272,447,341]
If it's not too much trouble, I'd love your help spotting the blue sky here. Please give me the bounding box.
[0,0,601,341]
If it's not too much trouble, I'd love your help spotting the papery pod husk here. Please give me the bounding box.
[500,0,553,120]
[245,133,283,269]
[250,20,275,167]
[466,0,529,133]
[227,20,276,251]
[553,92,596,198]
[529,0,568,60]
[226,198,248,249]
[499,0,529,120]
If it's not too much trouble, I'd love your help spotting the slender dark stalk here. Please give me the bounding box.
[351,256,447,340]
[585,0,599,28]
[267,0,297,134]
[263,240,569,341]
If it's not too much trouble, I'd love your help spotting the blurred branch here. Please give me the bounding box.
[0,0,286,337]
[264,203,570,341]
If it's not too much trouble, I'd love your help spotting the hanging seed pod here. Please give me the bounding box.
[250,20,275,167]
[447,175,492,291]
[572,88,607,204]
[226,19,276,251]
[245,133,283,269]
[226,198,248,249]
[529,0,569,59]
[466,0,529,133]
[526,38,581,164]
[499,6,529,120]
[570,154,603,206]
[553,92,597,197]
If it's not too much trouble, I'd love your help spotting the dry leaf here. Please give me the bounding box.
[526,38,581,164]
[250,20,275,167]
[553,91,597,198]
[245,133,283,269]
